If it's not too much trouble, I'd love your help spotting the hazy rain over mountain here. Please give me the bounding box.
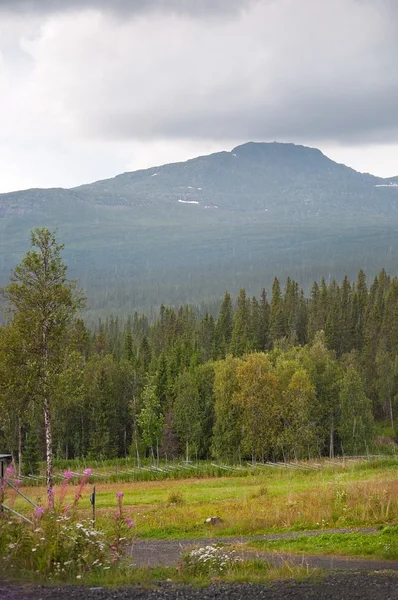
[1,0,398,314]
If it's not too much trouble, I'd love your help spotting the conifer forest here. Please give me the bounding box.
[1,229,397,473]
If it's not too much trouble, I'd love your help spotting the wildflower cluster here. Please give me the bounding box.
[108,492,135,559]
[0,469,134,582]
[181,545,242,576]
[1,514,110,580]
[1,463,23,510]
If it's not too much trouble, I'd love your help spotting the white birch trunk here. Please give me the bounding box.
[18,418,22,477]
[44,395,53,505]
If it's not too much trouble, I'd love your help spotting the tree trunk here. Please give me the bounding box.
[135,430,141,468]
[44,396,54,506]
[329,417,334,459]
[18,418,22,477]
[389,396,394,433]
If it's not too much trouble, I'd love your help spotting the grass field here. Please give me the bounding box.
[244,527,398,561]
[9,457,398,542]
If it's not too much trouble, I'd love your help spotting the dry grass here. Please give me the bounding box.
[9,463,398,539]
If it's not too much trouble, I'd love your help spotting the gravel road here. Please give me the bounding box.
[2,529,398,600]
[127,527,380,568]
[2,574,398,600]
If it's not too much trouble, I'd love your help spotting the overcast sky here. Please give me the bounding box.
[0,0,397,192]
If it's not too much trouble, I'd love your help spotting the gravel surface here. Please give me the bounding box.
[2,574,398,600]
[127,528,379,567]
[2,529,397,600]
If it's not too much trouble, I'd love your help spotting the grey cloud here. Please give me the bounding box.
[0,0,258,17]
[1,0,398,176]
[69,0,398,147]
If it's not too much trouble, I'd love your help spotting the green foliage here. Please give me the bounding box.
[0,513,110,581]
[234,353,280,461]
[167,490,185,505]
[212,355,243,462]
[23,428,41,476]
[339,367,374,455]
[138,381,164,459]
[5,262,398,467]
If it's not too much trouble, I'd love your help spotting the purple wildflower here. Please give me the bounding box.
[64,469,73,480]
[116,491,124,498]
[83,468,92,476]
[125,517,134,528]
[6,466,14,475]
[34,506,45,516]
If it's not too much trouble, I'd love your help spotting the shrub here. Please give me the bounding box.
[167,491,185,505]
[0,471,135,582]
[1,512,110,580]
[181,545,242,576]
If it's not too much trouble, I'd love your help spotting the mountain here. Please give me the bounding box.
[1,142,398,316]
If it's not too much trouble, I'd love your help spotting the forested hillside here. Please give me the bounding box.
[1,142,398,315]
[2,262,397,470]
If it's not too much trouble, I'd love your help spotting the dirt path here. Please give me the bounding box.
[127,527,398,572]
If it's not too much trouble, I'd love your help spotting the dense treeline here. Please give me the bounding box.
[2,266,398,471]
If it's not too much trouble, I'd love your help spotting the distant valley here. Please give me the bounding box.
[1,141,398,317]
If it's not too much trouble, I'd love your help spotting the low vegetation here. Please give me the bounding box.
[2,457,398,585]
[246,527,398,561]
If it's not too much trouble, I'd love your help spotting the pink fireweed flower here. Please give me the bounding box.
[14,479,22,487]
[59,470,72,504]
[34,506,45,517]
[47,488,55,509]
[125,517,134,528]
[6,466,14,475]
[73,468,93,508]
[116,491,124,517]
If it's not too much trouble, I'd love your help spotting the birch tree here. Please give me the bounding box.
[1,228,85,503]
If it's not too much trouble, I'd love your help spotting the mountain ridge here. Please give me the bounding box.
[1,141,398,315]
[2,141,396,199]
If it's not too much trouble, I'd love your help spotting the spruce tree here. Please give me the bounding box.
[230,289,252,356]
[270,277,285,343]
[215,292,234,358]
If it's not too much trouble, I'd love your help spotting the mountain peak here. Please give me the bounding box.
[231,140,324,158]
